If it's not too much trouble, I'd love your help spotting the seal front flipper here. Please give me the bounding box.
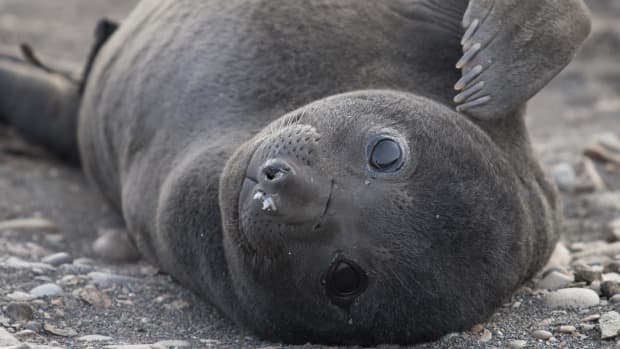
[453,0,591,119]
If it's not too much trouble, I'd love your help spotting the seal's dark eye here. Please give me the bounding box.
[370,139,402,171]
[325,259,367,306]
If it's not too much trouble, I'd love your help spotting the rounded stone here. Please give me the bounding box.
[531,329,553,340]
[543,288,600,308]
[29,283,63,298]
[4,302,34,322]
[508,339,527,349]
[41,252,73,267]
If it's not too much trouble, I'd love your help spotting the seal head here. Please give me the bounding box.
[219,90,547,344]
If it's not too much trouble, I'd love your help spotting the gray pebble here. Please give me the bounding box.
[87,272,142,287]
[41,252,72,267]
[557,325,577,333]
[508,339,527,349]
[6,291,34,302]
[551,163,577,190]
[5,302,34,322]
[574,264,603,283]
[77,334,114,342]
[601,281,620,297]
[30,283,63,298]
[611,294,620,304]
[154,339,192,348]
[531,329,553,340]
[544,288,600,308]
[600,311,620,339]
[24,320,43,333]
[537,271,574,290]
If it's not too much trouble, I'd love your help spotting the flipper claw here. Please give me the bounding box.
[454,64,483,91]
[456,42,481,69]
[453,81,485,104]
[456,95,491,112]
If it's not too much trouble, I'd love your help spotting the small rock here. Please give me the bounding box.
[582,314,601,322]
[0,218,57,232]
[154,340,192,348]
[0,327,20,346]
[600,311,620,339]
[479,329,492,342]
[609,218,620,242]
[551,163,577,190]
[544,288,600,308]
[605,261,620,273]
[78,334,114,342]
[4,257,54,272]
[544,242,572,272]
[43,323,77,337]
[611,294,620,304]
[591,280,602,295]
[532,329,553,340]
[601,281,620,297]
[93,229,140,262]
[30,283,62,298]
[41,252,72,267]
[557,325,577,333]
[5,302,34,322]
[574,264,603,283]
[74,285,112,308]
[6,291,35,302]
[508,339,527,349]
[537,271,574,290]
[87,272,142,287]
[603,273,620,282]
[163,300,190,311]
[15,329,38,340]
[72,257,96,265]
[104,345,166,349]
[580,323,596,331]
[24,321,43,333]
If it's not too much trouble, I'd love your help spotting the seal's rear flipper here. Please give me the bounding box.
[0,51,80,161]
[0,18,119,162]
[453,0,591,119]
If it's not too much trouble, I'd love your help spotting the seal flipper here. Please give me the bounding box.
[454,0,591,119]
[0,19,119,162]
[0,51,81,161]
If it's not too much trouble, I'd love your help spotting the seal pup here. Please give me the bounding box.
[0,0,591,345]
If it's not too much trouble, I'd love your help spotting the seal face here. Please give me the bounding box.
[219,91,542,344]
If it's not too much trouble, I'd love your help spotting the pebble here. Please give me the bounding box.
[580,323,596,331]
[601,281,620,297]
[24,321,43,333]
[87,271,142,287]
[6,291,35,302]
[104,345,166,349]
[15,329,38,340]
[479,329,492,342]
[574,264,603,283]
[551,163,577,190]
[77,334,114,342]
[0,217,57,232]
[558,325,577,333]
[600,311,620,339]
[5,302,34,322]
[43,323,77,337]
[611,294,620,304]
[508,339,527,349]
[544,288,600,308]
[40,252,72,267]
[4,257,54,272]
[604,261,620,273]
[154,340,192,348]
[0,327,20,346]
[603,273,620,282]
[537,271,574,290]
[531,329,553,340]
[581,314,601,322]
[74,285,112,308]
[609,218,620,242]
[29,283,62,298]
[544,242,572,272]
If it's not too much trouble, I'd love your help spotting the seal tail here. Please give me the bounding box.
[0,19,118,163]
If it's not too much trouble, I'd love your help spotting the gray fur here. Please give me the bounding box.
[0,0,590,345]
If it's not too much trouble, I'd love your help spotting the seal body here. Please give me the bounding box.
[0,0,590,345]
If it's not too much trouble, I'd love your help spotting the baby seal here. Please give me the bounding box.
[0,0,591,345]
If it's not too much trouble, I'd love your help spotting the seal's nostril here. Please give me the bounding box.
[261,159,291,182]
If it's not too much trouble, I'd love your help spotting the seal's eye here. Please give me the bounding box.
[325,259,367,306]
[370,138,402,171]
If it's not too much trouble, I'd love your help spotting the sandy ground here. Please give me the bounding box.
[0,1,619,349]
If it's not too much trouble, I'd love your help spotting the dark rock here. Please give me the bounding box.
[5,302,34,322]
[601,281,620,297]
